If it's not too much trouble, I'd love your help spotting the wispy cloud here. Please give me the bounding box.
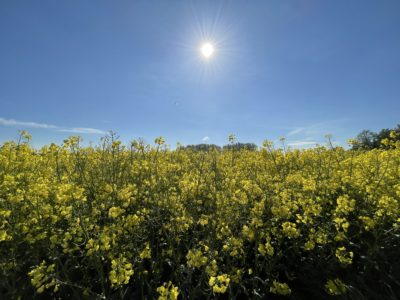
[0,117,57,129]
[287,125,321,138]
[287,127,304,136]
[286,124,325,148]
[58,128,106,134]
[0,117,106,135]
[202,136,210,142]
[287,140,318,147]
[286,119,348,140]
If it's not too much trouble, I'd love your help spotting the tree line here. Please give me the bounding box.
[181,142,258,151]
[180,123,400,151]
[352,124,400,150]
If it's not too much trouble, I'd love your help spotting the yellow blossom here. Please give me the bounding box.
[270,280,291,296]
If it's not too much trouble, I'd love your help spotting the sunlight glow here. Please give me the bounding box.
[200,43,215,58]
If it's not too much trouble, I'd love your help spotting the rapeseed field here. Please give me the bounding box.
[1,132,399,299]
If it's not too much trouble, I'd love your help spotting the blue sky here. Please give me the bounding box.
[1,1,399,148]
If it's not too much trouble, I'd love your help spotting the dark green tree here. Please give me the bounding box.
[352,124,400,150]
[222,142,258,151]
[183,144,221,151]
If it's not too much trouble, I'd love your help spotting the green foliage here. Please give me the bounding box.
[182,144,221,151]
[352,124,400,150]
[222,142,258,151]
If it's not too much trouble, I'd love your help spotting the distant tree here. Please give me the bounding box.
[352,124,400,150]
[353,130,377,150]
[375,128,391,147]
[222,142,258,151]
[183,144,221,151]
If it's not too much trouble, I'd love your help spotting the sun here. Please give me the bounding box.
[200,43,215,58]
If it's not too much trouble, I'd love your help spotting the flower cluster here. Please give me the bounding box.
[109,256,134,287]
[269,280,291,296]
[209,274,230,294]
[157,281,179,300]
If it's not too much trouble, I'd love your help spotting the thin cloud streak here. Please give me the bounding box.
[287,127,304,136]
[202,136,210,142]
[287,140,318,147]
[287,125,320,138]
[0,117,57,129]
[286,120,349,141]
[0,117,106,135]
[58,128,107,134]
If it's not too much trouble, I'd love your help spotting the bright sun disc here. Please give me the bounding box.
[201,43,215,58]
